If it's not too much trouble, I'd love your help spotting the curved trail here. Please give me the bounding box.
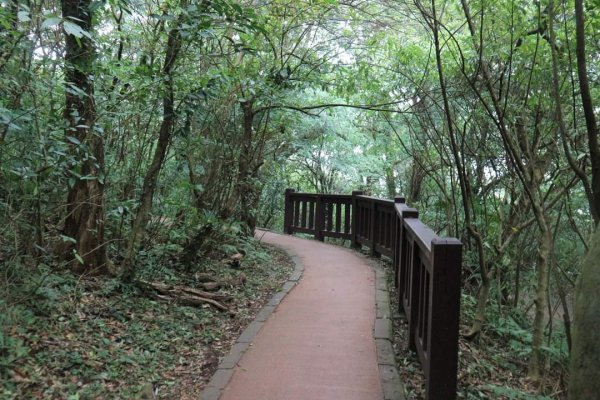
[220,230,383,400]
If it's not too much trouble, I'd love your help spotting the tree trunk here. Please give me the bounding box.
[465,275,490,339]
[62,0,107,272]
[385,167,396,198]
[121,22,182,281]
[569,226,600,399]
[574,0,600,226]
[235,100,259,234]
[409,160,424,203]
[527,201,552,381]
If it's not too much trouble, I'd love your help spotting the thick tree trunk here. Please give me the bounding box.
[235,100,259,234]
[574,0,600,226]
[569,226,600,399]
[121,23,182,281]
[62,0,107,272]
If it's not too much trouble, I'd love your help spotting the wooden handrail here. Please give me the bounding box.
[283,189,462,400]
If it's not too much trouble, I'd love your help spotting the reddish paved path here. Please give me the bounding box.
[221,230,382,400]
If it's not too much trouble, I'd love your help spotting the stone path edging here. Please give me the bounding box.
[199,240,305,400]
[365,256,407,400]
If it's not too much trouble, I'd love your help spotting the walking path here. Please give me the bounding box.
[201,230,403,400]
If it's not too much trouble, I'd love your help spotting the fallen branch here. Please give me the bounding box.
[179,285,231,301]
[175,293,230,311]
[138,280,233,313]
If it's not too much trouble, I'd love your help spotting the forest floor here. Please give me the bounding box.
[0,243,293,399]
[1,237,569,399]
[380,257,568,400]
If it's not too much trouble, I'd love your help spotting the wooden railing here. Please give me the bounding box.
[283,189,462,400]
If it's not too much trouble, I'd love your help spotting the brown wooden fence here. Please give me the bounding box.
[283,189,462,400]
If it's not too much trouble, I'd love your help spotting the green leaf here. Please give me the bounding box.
[17,11,31,22]
[63,20,91,39]
[66,136,81,145]
[41,17,61,30]
[73,250,84,265]
[60,235,77,244]
[149,13,176,21]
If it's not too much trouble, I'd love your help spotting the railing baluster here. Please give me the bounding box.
[408,241,420,352]
[335,202,342,233]
[294,198,300,228]
[301,200,307,228]
[384,212,389,247]
[393,210,401,288]
[327,201,334,232]
[315,195,324,241]
[369,200,377,257]
[351,191,363,248]
[397,206,418,301]
[362,205,367,239]
[344,202,351,234]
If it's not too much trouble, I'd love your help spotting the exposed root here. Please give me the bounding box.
[138,280,233,313]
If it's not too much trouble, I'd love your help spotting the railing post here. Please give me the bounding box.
[351,190,363,248]
[284,188,295,234]
[369,199,379,257]
[392,197,406,288]
[315,194,325,241]
[401,208,419,353]
[426,238,462,400]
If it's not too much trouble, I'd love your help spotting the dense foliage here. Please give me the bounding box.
[1,0,599,397]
